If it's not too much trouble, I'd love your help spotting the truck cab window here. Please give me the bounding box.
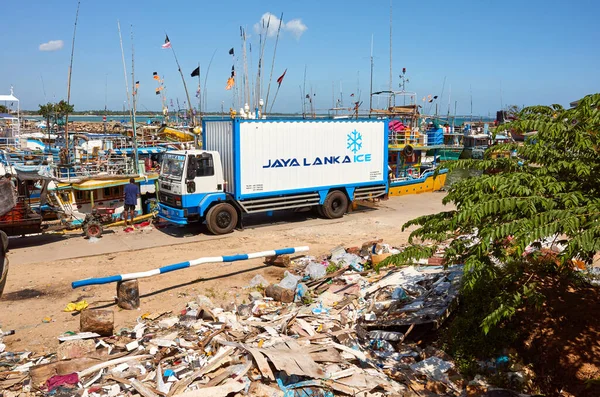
[189,153,214,177]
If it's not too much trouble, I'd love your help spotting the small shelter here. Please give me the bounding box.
[0,87,20,142]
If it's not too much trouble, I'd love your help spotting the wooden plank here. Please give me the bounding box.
[177,380,247,397]
[242,345,275,382]
[309,348,344,363]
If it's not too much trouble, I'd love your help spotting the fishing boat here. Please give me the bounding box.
[370,91,448,195]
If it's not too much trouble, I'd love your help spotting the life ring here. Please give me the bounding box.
[403,145,414,157]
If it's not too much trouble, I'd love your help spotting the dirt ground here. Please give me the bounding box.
[518,282,600,397]
[0,193,451,353]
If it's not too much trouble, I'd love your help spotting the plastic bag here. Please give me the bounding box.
[249,274,269,288]
[332,253,364,272]
[392,287,408,300]
[278,271,301,290]
[305,262,327,280]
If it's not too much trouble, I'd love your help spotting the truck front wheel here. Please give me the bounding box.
[321,191,348,219]
[206,203,238,235]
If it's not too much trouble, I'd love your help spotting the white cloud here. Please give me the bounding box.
[253,12,307,40]
[285,19,308,39]
[39,40,64,51]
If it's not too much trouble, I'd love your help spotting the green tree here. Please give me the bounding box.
[55,100,74,124]
[38,102,56,133]
[506,104,522,119]
[386,94,600,333]
[0,105,8,114]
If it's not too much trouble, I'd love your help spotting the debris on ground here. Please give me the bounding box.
[0,240,531,396]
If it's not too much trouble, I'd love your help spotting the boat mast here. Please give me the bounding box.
[388,0,393,108]
[166,34,195,127]
[369,34,374,114]
[197,63,201,118]
[65,0,81,163]
[203,48,217,115]
[130,25,139,173]
[117,22,133,138]
[104,73,108,133]
[302,65,307,118]
[264,13,283,115]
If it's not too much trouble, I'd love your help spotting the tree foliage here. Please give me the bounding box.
[38,102,56,132]
[385,94,600,333]
[0,105,8,114]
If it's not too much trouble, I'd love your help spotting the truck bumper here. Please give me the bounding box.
[158,203,189,225]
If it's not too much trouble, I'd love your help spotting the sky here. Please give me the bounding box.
[1,0,599,116]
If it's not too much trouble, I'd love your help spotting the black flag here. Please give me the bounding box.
[191,67,200,77]
[229,47,234,55]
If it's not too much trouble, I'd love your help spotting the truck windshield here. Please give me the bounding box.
[161,154,185,180]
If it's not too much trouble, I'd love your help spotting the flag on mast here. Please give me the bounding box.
[191,67,200,77]
[153,72,160,81]
[161,35,171,49]
[228,48,234,55]
[225,77,234,90]
[276,69,287,87]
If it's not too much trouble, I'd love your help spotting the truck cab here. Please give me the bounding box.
[158,150,233,232]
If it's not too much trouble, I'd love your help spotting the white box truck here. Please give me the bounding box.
[157,119,388,234]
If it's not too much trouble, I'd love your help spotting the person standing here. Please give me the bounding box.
[123,178,140,228]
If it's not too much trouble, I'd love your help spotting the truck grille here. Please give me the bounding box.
[159,192,181,208]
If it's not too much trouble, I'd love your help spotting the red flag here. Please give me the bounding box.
[161,35,171,49]
[276,69,287,87]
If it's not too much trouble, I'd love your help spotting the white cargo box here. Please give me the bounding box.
[203,119,388,200]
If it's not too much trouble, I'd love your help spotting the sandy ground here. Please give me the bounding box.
[0,193,451,353]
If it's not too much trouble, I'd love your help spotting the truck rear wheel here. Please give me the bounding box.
[206,203,238,235]
[321,190,348,219]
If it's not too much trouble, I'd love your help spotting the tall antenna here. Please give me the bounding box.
[500,80,503,110]
[388,0,393,108]
[470,84,473,123]
[65,0,81,162]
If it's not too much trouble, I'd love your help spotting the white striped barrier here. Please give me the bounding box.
[71,246,309,289]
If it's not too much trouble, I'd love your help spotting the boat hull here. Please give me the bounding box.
[428,148,462,161]
[388,171,447,196]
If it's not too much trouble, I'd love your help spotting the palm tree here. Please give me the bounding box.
[55,100,74,126]
[38,102,55,135]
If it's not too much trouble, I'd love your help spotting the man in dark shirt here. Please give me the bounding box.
[123,178,140,227]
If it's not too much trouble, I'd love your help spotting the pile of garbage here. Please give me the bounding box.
[0,240,530,396]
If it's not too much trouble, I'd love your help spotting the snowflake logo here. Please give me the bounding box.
[347,130,363,153]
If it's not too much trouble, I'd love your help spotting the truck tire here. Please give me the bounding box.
[206,203,238,235]
[83,220,103,239]
[321,190,348,219]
